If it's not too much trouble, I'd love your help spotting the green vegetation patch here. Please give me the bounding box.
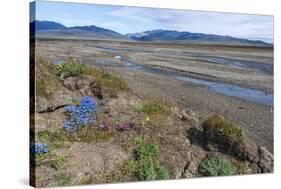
[36,130,70,149]
[51,156,68,171]
[36,56,61,99]
[83,66,129,94]
[36,127,116,148]
[203,115,245,146]
[135,142,169,180]
[134,99,169,116]
[198,156,235,176]
[56,58,83,78]
[34,153,49,166]
[54,172,71,186]
[107,141,169,183]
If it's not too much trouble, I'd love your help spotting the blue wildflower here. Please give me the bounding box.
[30,143,49,154]
[63,96,98,131]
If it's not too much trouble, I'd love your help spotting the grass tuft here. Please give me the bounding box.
[35,56,60,99]
[51,156,68,171]
[54,172,71,186]
[56,58,83,78]
[135,142,169,180]
[203,115,245,146]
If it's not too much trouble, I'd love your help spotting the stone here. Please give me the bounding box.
[250,163,261,174]
[36,91,73,112]
[257,146,273,173]
[90,81,104,99]
[62,75,95,91]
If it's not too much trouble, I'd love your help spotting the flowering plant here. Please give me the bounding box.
[30,143,49,154]
[116,123,135,132]
[100,116,110,130]
[63,96,98,131]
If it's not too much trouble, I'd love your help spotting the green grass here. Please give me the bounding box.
[36,56,129,99]
[198,156,235,176]
[51,156,68,171]
[54,172,71,185]
[135,142,169,180]
[37,130,49,143]
[56,58,83,78]
[36,130,70,149]
[36,56,61,99]
[34,153,48,166]
[36,127,116,149]
[133,99,169,116]
[83,65,129,94]
[107,141,169,182]
[133,104,144,113]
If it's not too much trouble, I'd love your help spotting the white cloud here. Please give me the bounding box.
[107,7,273,42]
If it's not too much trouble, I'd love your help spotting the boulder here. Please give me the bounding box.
[257,146,273,173]
[62,75,95,91]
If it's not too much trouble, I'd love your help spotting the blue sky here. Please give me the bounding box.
[33,0,274,43]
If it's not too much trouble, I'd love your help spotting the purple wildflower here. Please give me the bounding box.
[100,116,110,130]
[116,124,130,132]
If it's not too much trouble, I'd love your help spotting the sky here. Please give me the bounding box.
[33,0,274,43]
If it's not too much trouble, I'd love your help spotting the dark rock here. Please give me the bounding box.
[250,163,261,174]
[205,142,220,152]
[90,81,104,99]
[36,91,73,112]
[62,75,95,91]
[257,146,273,173]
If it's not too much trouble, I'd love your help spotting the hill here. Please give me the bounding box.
[31,20,125,39]
[126,30,271,46]
[31,20,272,46]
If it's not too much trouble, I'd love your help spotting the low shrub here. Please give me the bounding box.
[202,115,248,158]
[135,142,169,180]
[198,156,235,176]
[83,65,129,93]
[56,59,83,78]
[203,115,244,145]
[35,56,60,99]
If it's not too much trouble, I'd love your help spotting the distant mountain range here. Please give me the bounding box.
[30,20,272,46]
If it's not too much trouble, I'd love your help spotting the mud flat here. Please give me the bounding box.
[35,38,273,152]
